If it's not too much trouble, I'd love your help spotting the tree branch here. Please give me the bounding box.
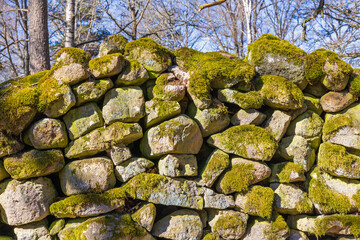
[199,0,227,11]
[301,0,325,41]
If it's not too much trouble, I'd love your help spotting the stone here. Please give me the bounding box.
[208,209,248,240]
[230,109,266,126]
[216,158,271,194]
[199,149,230,187]
[318,142,360,179]
[168,65,190,84]
[65,122,143,159]
[116,59,149,86]
[304,93,323,115]
[115,157,154,182]
[242,213,290,240]
[152,73,186,101]
[0,132,23,157]
[14,219,51,240]
[25,118,68,149]
[287,214,360,237]
[234,185,274,219]
[98,34,128,57]
[125,38,173,78]
[204,188,235,209]
[49,219,65,236]
[247,34,307,90]
[102,87,145,124]
[3,149,64,180]
[107,144,132,165]
[207,125,278,161]
[217,89,263,109]
[0,161,9,182]
[152,209,203,240]
[51,63,89,85]
[144,99,181,128]
[255,75,304,110]
[40,79,76,118]
[289,230,309,240]
[270,183,313,215]
[186,72,212,109]
[158,154,197,177]
[0,177,57,226]
[187,102,230,137]
[59,157,116,195]
[140,115,203,159]
[63,103,104,140]
[320,91,356,113]
[304,81,328,97]
[123,173,204,209]
[263,110,292,142]
[50,187,125,218]
[89,53,126,78]
[278,135,315,172]
[72,78,114,106]
[131,203,156,232]
[54,47,90,67]
[58,214,153,240]
[269,162,306,183]
[286,110,324,139]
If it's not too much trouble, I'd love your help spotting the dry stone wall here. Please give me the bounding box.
[0,33,360,239]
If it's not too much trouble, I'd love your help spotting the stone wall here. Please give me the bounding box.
[0,33,359,239]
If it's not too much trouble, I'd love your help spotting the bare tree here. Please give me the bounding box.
[64,0,75,47]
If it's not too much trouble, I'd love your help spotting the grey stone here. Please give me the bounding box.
[131,203,156,232]
[286,110,324,139]
[116,59,149,86]
[144,99,181,128]
[230,109,266,126]
[72,78,114,106]
[51,63,89,85]
[264,110,292,142]
[115,157,154,182]
[158,154,197,177]
[107,144,132,165]
[203,188,235,209]
[89,53,125,78]
[14,219,51,240]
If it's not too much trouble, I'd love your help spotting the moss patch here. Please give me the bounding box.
[89,53,124,76]
[213,213,246,233]
[295,193,313,214]
[314,214,360,238]
[54,47,91,67]
[322,114,353,137]
[243,186,274,219]
[201,150,230,186]
[220,163,255,194]
[353,190,360,210]
[276,162,305,183]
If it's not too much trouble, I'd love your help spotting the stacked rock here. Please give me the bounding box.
[0,33,359,240]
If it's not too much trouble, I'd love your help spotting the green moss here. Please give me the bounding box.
[54,47,91,67]
[353,190,360,210]
[322,114,353,136]
[255,75,304,110]
[37,78,67,112]
[268,213,289,240]
[202,233,221,240]
[313,214,360,238]
[295,193,313,214]
[152,73,184,101]
[188,71,211,103]
[220,163,255,194]
[22,70,49,84]
[247,34,306,67]
[350,73,360,97]
[308,168,352,214]
[49,219,65,235]
[213,213,246,233]
[318,142,360,178]
[243,186,274,219]
[277,162,305,183]
[145,99,181,128]
[304,93,322,115]
[89,53,124,74]
[218,89,263,109]
[201,150,230,185]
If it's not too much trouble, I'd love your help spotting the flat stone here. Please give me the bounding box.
[207,125,278,161]
[0,177,57,226]
[264,110,292,142]
[131,203,156,232]
[89,53,125,78]
[140,115,203,159]
[115,157,154,182]
[4,149,64,180]
[269,162,306,183]
[63,103,104,140]
[158,154,197,177]
[204,188,235,209]
[321,91,356,113]
[72,78,114,106]
[199,149,230,187]
[144,99,181,128]
[59,157,116,195]
[271,183,313,215]
[25,118,68,149]
[65,122,142,159]
[102,87,145,124]
[208,209,248,240]
[187,102,230,137]
[230,109,266,126]
[217,89,263,109]
[107,144,132,165]
[116,58,149,86]
[51,63,89,85]
[152,209,203,240]
[0,132,23,157]
[14,219,51,240]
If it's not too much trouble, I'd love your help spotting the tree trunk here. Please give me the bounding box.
[65,0,75,47]
[28,0,50,74]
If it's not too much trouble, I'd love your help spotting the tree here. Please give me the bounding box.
[28,0,50,73]
[65,0,75,47]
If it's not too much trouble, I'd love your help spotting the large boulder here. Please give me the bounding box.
[50,63,89,85]
[320,91,356,113]
[54,47,90,67]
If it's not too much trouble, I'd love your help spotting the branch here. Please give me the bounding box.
[301,0,325,41]
[199,0,226,11]
[0,9,28,14]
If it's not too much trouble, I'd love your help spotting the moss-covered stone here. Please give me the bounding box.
[125,38,173,78]
[89,53,126,78]
[131,203,156,232]
[116,58,149,86]
[98,34,128,57]
[144,99,181,128]
[255,75,304,110]
[305,48,353,91]
[218,163,255,194]
[0,132,23,158]
[200,149,230,187]
[304,93,322,115]
[50,63,89,85]
[158,154,197,177]
[286,110,324,138]
[152,73,186,101]
[54,47,91,67]
[207,125,278,161]
[247,34,307,90]
[235,185,274,219]
[270,162,305,183]
[349,71,360,97]
[72,78,114,106]
[217,89,263,109]
[4,149,64,180]
[187,71,212,109]
[49,219,65,236]
[115,157,154,182]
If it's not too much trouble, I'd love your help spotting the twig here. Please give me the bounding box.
[199,0,226,11]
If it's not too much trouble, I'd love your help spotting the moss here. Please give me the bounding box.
[295,193,313,213]
[350,73,360,97]
[54,47,91,67]
[353,190,360,210]
[243,186,274,219]
[188,71,211,103]
[247,34,306,67]
[218,89,263,109]
[201,150,230,185]
[268,213,289,239]
[37,78,67,112]
[313,214,360,238]
[220,163,255,194]
[322,114,353,136]
[145,99,181,128]
[103,34,128,54]
[89,53,124,74]
[308,168,352,214]
[276,162,305,183]
[202,233,221,240]
[213,213,246,233]
[49,219,65,235]
[304,93,322,115]
[318,142,360,178]
[22,70,49,84]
